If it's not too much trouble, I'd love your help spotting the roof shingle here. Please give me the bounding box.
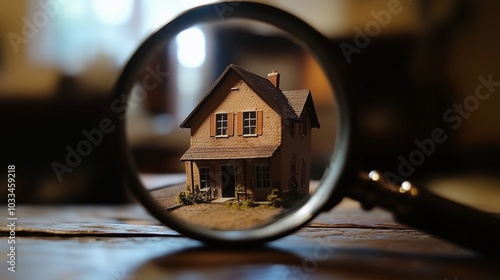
[180,145,279,161]
[282,90,320,128]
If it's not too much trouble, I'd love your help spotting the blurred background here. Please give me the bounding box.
[1,0,500,209]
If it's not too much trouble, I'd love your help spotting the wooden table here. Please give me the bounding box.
[1,199,499,280]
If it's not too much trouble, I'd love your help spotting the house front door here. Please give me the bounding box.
[220,165,236,197]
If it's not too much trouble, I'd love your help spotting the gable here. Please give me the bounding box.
[180,71,269,134]
[180,64,299,129]
[282,90,320,128]
[182,74,283,149]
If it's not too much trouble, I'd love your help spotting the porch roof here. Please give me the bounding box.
[180,145,279,161]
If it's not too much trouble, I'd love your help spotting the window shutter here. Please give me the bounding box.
[228,112,234,136]
[237,112,243,136]
[257,110,263,135]
[210,113,215,137]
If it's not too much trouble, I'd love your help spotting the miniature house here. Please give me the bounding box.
[180,64,319,201]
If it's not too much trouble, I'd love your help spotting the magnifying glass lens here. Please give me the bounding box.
[118,3,349,244]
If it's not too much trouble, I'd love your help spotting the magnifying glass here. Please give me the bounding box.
[115,2,500,256]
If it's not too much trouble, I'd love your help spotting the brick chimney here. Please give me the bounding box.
[267,70,280,88]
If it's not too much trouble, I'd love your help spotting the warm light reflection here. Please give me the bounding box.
[400,181,412,193]
[92,0,134,25]
[176,27,206,68]
[368,170,381,181]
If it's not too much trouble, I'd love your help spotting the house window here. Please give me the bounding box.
[199,167,211,190]
[216,113,228,136]
[210,112,233,137]
[237,111,263,136]
[300,114,307,137]
[301,159,306,188]
[253,164,270,189]
[243,111,257,136]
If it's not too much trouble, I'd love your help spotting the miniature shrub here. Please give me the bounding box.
[192,191,210,204]
[231,202,241,209]
[271,198,282,208]
[176,184,211,205]
[267,189,282,208]
[241,199,254,208]
[176,191,194,206]
[225,199,254,209]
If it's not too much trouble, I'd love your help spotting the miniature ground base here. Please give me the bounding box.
[149,184,185,209]
[171,204,283,230]
[149,184,283,230]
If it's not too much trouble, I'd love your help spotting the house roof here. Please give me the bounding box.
[180,64,320,128]
[282,90,320,128]
[180,145,279,161]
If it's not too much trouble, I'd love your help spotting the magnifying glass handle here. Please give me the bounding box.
[351,172,500,257]
[394,187,500,257]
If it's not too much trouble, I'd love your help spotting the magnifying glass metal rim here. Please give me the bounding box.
[114,1,354,245]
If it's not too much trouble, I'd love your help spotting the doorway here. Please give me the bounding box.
[221,165,236,197]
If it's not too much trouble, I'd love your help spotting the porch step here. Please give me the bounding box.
[211,197,235,204]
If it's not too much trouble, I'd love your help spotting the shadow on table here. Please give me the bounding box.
[132,245,500,280]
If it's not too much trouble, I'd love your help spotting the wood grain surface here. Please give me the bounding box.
[1,199,499,280]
